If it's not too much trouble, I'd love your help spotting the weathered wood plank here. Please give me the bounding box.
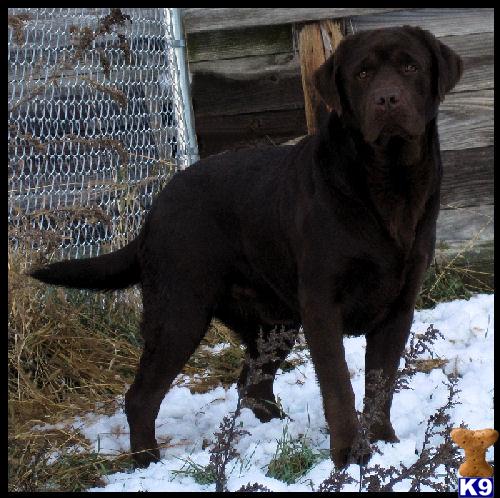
[441,146,493,208]
[182,8,407,33]
[436,205,493,247]
[191,71,305,117]
[350,8,494,37]
[196,109,308,140]
[441,32,493,61]
[298,21,337,135]
[454,59,493,94]
[186,24,293,62]
[438,90,493,150]
[195,109,308,157]
[435,32,493,93]
[189,48,492,95]
[189,53,300,79]
[188,30,492,94]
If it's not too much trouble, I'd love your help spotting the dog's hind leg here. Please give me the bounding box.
[237,325,298,422]
[125,284,216,468]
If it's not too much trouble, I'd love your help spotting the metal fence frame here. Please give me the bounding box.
[8,8,198,261]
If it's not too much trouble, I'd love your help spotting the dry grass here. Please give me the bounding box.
[416,259,493,310]
[8,245,142,490]
[8,248,142,420]
[7,245,248,491]
[418,207,493,309]
[8,13,32,46]
[181,322,245,393]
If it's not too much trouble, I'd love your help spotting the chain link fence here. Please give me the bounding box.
[8,8,196,261]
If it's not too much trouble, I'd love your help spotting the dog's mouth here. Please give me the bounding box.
[365,120,421,147]
[373,124,418,147]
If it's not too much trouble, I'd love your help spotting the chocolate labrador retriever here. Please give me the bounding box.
[30,26,462,468]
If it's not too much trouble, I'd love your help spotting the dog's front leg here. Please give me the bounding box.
[299,288,368,468]
[363,307,413,443]
[363,256,428,443]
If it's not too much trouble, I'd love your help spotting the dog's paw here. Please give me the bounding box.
[132,447,160,468]
[369,423,399,444]
[331,444,373,469]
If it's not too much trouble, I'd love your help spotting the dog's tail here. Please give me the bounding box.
[28,237,140,291]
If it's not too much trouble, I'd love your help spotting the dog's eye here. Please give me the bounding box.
[357,70,368,80]
[404,64,418,72]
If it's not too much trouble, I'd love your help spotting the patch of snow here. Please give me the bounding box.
[57,294,493,491]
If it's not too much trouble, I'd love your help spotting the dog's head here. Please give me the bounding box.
[314,26,463,145]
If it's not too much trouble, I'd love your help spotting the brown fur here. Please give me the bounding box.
[30,26,462,468]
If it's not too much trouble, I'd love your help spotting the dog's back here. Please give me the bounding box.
[28,140,308,296]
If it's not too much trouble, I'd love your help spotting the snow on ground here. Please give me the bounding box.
[69,294,493,492]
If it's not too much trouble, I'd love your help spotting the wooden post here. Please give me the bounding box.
[298,19,344,135]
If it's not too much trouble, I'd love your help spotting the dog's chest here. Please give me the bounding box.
[339,253,409,334]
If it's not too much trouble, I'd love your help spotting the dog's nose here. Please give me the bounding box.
[374,88,401,111]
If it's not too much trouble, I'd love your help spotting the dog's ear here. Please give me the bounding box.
[313,54,343,115]
[407,26,463,101]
